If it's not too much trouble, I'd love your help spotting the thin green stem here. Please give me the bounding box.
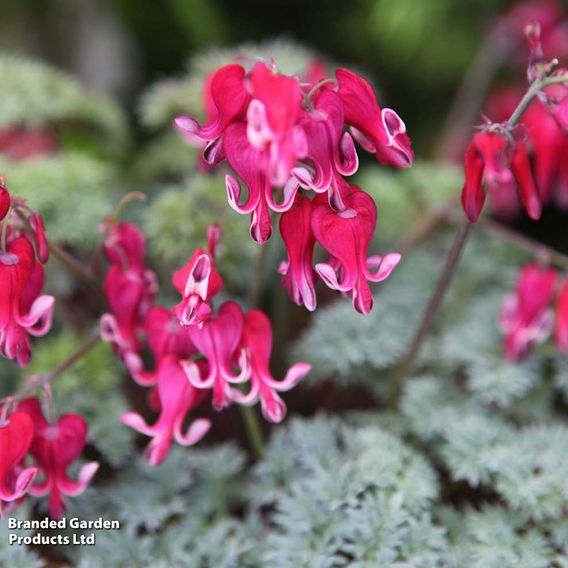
[0,333,101,409]
[49,242,106,305]
[507,74,568,128]
[240,405,264,461]
[113,192,146,221]
[305,78,337,102]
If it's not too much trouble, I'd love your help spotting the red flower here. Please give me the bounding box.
[182,302,249,410]
[336,68,413,169]
[246,62,307,186]
[172,247,223,327]
[278,195,317,311]
[121,355,210,466]
[100,222,158,369]
[18,398,99,519]
[500,264,557,361]
[232,310,310,423]
[174,64,251,165]
[555,279,568,352]
[311,184,401,315]
[0,238,55,367]
[0,411,37,510]
[461,131,542,222]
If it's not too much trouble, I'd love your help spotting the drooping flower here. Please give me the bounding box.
[555,279,568,352]
[278,195,317,311]
[172,247,223,327]
[182,301,249,410]
[500,264,557,361]
[126,305,195,387]
[246,62,307,186]
[232,310,310,423]
[18,398,99,519]
[336,68,413,169]
[311,183,401,315]
[292,88,358,193]
[100,221,158,367]
[121,355,210,466]
[174,64,251,165]
[461,131,542,222]
[0,411,37,511]
[0,238,55,367]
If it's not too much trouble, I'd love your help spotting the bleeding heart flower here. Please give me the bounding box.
[232,310,310,423]
[0,238,55,367]
[0,411,37,508]
[174,64,251,163]
[278,195,317,311]
[172,247,223,327]
[121,355,210,466]
[500,264,557,361]
[311,184,401,315]
[182,301,249,410]
[461,131,542,222]
[18,398,99,519]
[336,68,413,169]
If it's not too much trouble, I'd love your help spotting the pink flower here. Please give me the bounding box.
[246,62,307,186]
[0,238,55,367]
[311,184,401,315]
[174,64,251,165]
[101,221,147,272]
[224,122,299,243]
[292,89,358,193]
[126,306,195,387]
[182,301,249,410]
[172,247,223,327]
[232,310,310,423]
[18,398,99,519]
[278,195,317,311]
[500,264,557,361]
[555,279,568,352]
[121,355,210,466]
[0,411,37,509]
[100,222,158,368]
[336,68,413,169]
[461,131,542,222]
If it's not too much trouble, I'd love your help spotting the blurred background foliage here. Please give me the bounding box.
[0,0,505,153]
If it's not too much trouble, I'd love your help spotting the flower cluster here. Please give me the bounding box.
[500,263,568,361]
[175,61,412,314]
[0,398,98,518]
[468,3,568,220]
[461,129,542,223]
[101,222,310,466]
[0,182,54,367]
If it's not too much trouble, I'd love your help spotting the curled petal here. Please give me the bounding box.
[57,462,99,497]
[365,253,401,282]
[174,417,211,446]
